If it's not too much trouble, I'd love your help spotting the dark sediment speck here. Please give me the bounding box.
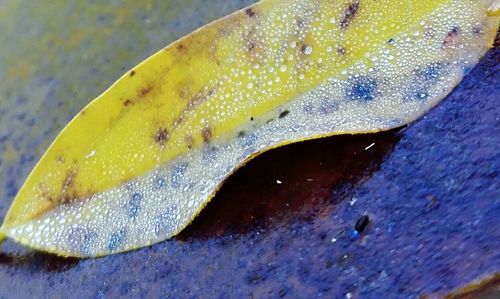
[354,215,370,233]
[279,110,290,118]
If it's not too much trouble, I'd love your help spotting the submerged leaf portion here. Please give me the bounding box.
[1,0,499,257]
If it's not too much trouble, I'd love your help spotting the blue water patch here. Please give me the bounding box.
[66,227,98,256]
[404,63,446,101]
[108,228,127,252]
[417,64,442,81]
[154,205,179,235]
[128,193,142,219]
[153,174,167,190]
[318,98,339,114]
[171,162,188,188]
[240,132,259,148]
[347,77,378,101]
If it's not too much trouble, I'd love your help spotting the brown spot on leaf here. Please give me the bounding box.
[296,18,305,28]
[340,1,360,28]
[138,85,153,98]
[173,86,217,128]
[242,26,265,61]
[202,126,213,144]
[129,70,136,77]
[245,8,255,17]
[247,40,256,52]
[337,47,346,56]
[123,99,133,107]
[176,43,185,51]
[185,135,194,149]
[60,191,79,205]
[154,127,169,146]
[56,155,65,164]
[443,26,461,48]
[62,169,77,194]
[176,79,195,100]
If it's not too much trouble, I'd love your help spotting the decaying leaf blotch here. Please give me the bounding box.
[1,0,499,257]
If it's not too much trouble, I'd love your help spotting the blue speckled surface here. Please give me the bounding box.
[0,1,498,298]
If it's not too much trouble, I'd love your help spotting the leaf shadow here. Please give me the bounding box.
[177,127,405,240]
[0,242,79,272]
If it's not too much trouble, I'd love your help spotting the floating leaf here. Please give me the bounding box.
[1,0,499,257]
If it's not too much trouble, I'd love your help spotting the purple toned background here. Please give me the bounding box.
[0,1,498,298]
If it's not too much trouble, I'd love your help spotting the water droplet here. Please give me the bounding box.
[86,150,96,159]
[302,45,313,55]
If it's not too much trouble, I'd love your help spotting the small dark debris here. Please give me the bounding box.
[325,259,334,269]
[279,110,290,118]
[355,215,370,233]
[424,195,440,213]
[450,26,460,35]
[278,287,287,298]
[246,269,267,284]
[129,70,136,77]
